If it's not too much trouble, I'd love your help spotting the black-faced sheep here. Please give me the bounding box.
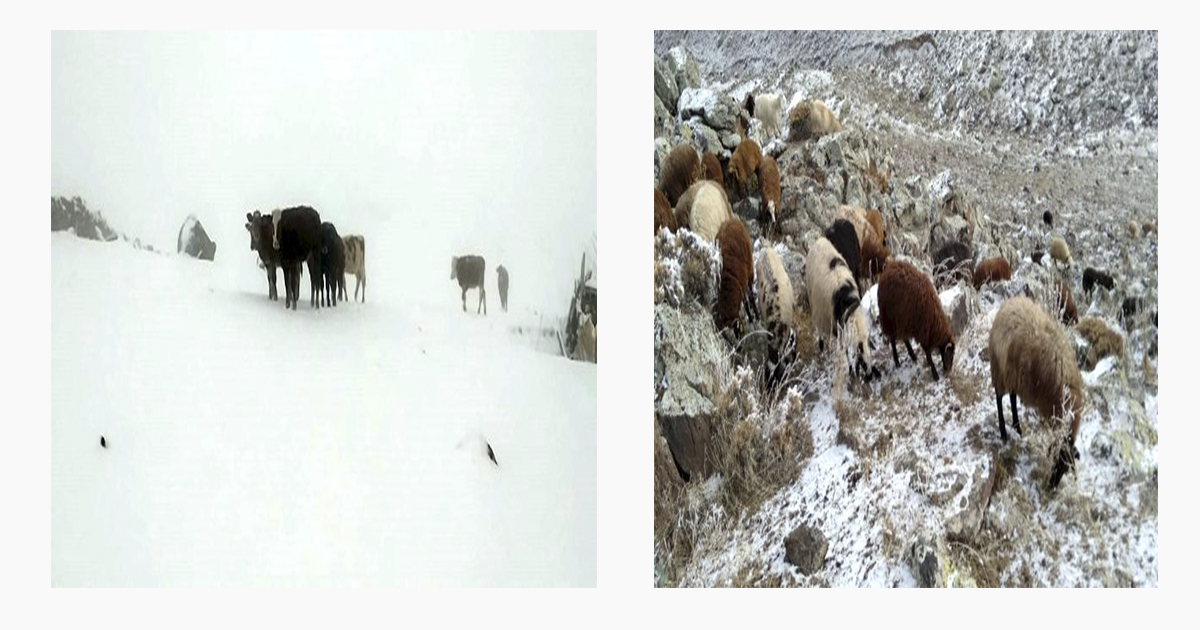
[451,255,487,314]
[714,218,753,333]
[1082,267,1115,295]
[727,138,762,195]
[658,144,702,206]
[806,237,878,381]
[972,256,1012,290]
[674,180,732,242]
[1049,236,1072,268]
[988,296,1083,488]
[497,265,510,312]
[702,152,723,184]
[788,99,841,142]
[654,188,676,235]
[319,222,345,308]
[758,155,781,229]
[877,260,955,381]
[824,219,861,287]
[341,235,366,303]
[932,241,973,286]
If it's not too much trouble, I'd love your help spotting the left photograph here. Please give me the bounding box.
[51,31,597,586]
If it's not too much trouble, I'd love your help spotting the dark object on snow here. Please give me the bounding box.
[487,442,498,466]
[319,222,345,308]
[932,241,973,286]
[177,215,216,261]
[51,196,120,241]
[497,265,510,312]
[784,524,828,576]
[246,207,323,309]
[100,435,106,448]
[1043,210,1053,228]
[1032,250,1045,266]
[1082,267,1115,295]
[451,255,487,314]
[1121,296,1145,324]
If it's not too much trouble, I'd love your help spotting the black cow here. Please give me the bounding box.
[451,255,487,314]
[248,207,322,310]
[246,211,281,301]
[319,222,345,308]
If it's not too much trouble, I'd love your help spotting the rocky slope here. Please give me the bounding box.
[653,31,1157,587]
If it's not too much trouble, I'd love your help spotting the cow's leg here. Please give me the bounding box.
[479,287,486,315]
[462,287,467,312]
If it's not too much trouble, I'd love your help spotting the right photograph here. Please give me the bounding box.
[653,31,1158,587]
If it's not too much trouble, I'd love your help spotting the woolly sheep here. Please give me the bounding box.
[988,296,1083,488]
[877,260,955,381]
[788,99,841,142]
[674,180,732,242]
[658,144,702,206]
[753,92,786,138]
[714,218,754,332]
[702,152,723,184]
[806,237,878,381]
[1049,236,1072,268]
[755,247,794,329]
[727,138,762,195]
[654,188,676,234]
[972,256,1012,290]
[757,154,781,228]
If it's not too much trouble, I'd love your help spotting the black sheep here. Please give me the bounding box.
[824,219,862,289]
[451,255,487,314]
[1082,267,1115,295]
[319,222,345,308]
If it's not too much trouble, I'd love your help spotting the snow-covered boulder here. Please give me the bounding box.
[177,215,216,261]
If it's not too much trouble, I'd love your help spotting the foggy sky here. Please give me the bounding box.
[52,31,596,315]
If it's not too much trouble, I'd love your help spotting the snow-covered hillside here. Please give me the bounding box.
[51,222,596,586]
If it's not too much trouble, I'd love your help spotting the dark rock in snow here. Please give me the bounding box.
[784,523,828,575]
[177,215,216,261]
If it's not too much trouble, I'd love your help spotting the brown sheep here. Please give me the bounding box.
[654,188,676,234]
[788,99,842,142]
[714,218,753,332]
[835,205,890,281]
[878,260,955,381]
[757,154,781,227]
[988,296,1083,488]
[972,256,1012,289]
[860,233,891,281]
[702,152,723,184]
[727,138,762,194]
[658,144,702,206]
[1051,277,1078,325]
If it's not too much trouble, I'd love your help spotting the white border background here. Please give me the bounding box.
[3,5,1193,624]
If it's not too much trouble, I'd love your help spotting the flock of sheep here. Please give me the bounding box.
[655,96,1110,490]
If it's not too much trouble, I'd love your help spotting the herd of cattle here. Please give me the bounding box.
[245,205,509,315]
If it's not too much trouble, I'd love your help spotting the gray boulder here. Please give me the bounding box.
[654,304,725,480]
[654,55,679,116]
[679,87,739,132]
[665,46,701,93]
[784,523,828,576]
[177,215,216,261]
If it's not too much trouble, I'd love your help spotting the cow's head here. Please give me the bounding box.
[245,210,271,252]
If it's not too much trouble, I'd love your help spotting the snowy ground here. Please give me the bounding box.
[51,224,595,586]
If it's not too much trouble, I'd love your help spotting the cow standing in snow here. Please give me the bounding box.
[451,255,487,314]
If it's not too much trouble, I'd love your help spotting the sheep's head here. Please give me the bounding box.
[450,256,459,280]
[1049,437,1080,489]
[940,342,956,375]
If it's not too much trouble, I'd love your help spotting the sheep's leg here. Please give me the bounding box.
[904,339,918,363]
[1010,392,1022,436]
[995,391,1009,441]
[890,339,900,368]
[924,346,940,381]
